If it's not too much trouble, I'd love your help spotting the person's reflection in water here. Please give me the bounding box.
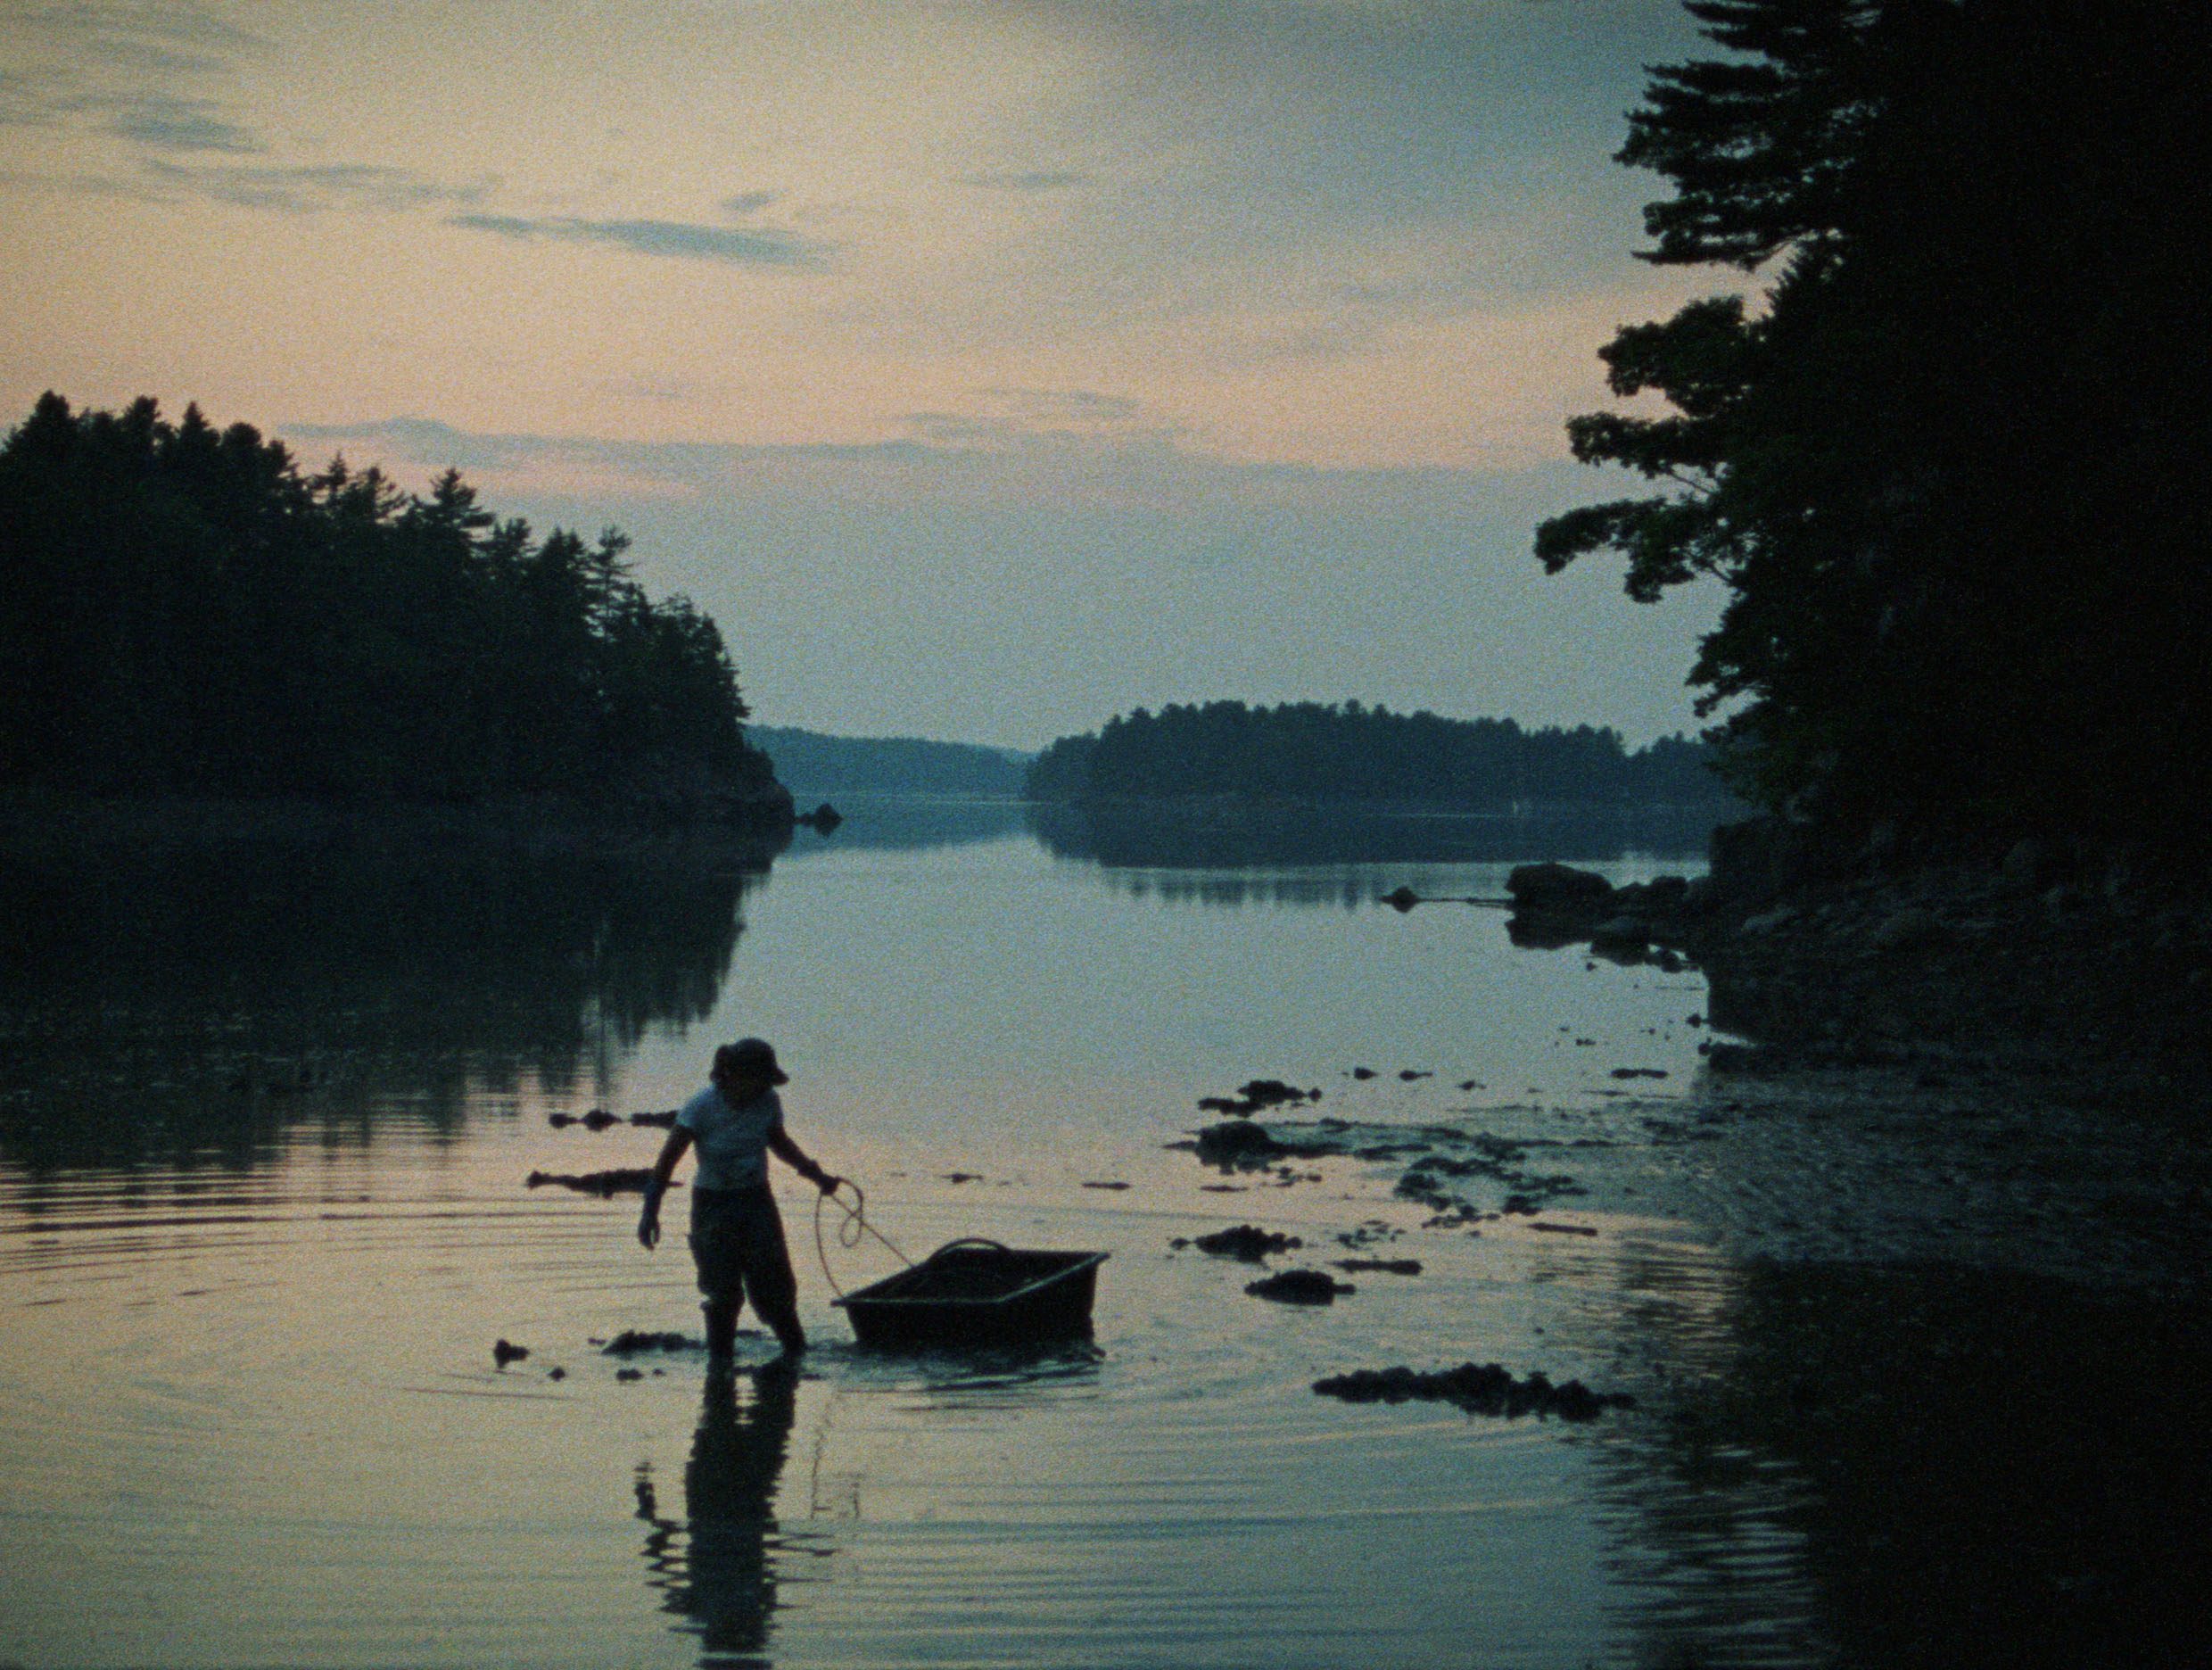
[637,1360,802,1668]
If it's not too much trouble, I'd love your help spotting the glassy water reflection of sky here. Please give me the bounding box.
[39,808,2145,1668]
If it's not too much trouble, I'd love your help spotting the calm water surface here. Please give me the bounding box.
[3,802,2203,1667]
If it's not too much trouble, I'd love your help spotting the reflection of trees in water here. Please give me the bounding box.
[1094,870,1383,911]
[0,843,763,1173]
[636,1364,831,1667]
[1588,1258,2212,1668]
[1027,799,1721,876]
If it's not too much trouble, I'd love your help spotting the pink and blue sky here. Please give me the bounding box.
[2,1,1730,748]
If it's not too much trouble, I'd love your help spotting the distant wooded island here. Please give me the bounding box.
[0,394,783,828]
[1025,701,1740,811]
[750,726,1028,799]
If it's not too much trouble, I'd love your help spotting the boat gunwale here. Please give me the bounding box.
[832,1249,1109,1311]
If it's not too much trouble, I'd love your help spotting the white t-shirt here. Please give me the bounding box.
[676,1085,783,1191]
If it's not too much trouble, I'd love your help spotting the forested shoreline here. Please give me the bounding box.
[1543,0,2203,857]
[0,394,786,830]
[750,725,1027,798]
[1521,0,2210,1083]
[1025,700,1738,810]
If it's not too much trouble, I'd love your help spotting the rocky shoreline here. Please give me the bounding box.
[1495,818,2211,1110]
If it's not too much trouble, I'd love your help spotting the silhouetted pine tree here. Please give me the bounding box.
[1539,0,2208,844]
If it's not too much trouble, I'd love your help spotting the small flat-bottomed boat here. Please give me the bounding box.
[835,1238,1108,1349]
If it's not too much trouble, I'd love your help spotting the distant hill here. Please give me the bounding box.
[749,726,1030,798]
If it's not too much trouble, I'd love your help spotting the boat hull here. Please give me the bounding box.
[835,1244,1107,1349]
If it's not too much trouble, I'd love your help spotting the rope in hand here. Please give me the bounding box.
[812,1178,914,1302]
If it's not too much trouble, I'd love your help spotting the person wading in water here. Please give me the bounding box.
[638,1038,840,1363]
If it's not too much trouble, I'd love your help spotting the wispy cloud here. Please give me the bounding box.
[902,388,1159,452]
[991,388,1145,426]
[5,3,268,94]
[105,93,258,153]
[144,159,490,213]
[13,2,267,56]
[0,161,158,200]
[958,169,1094,193]
[448,211,829,269]
[0,70,57,128]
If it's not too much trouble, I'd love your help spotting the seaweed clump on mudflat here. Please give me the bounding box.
[1199,1079,1323,1118]
[1315,1363,1634,1421]
[598,1330,698,1356]
[525,1168,662,1196]
[1178,1224,1302,1261]
[1248,1269,1354,1304]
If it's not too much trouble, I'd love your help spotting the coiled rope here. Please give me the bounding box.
[812,1178,914,1302]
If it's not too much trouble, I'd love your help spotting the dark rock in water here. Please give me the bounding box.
[1336,1257,1422,1276]
[1082,1180,1131,1191]
[1504,860,1705,966]
[1350,1067,1377,1080]
[1313,1362,1633,1421]
[1506,862,1614,905]
[601,1329,698,1356]
[493,1338,530,1367]
[1194,1224,1302,1262]
[1610,1067,1669,1080]
[1531,1222,1600,1238]
[1506,916,1586,951]
[1399,1069,1432,1081]
[945,1171,981,1184]
[629,1110,678,1128]
[1700,1042,1779,1074]
[1246,1269,1354,1304]
[547,1112,576,1128]
[1457,1079,1482,1091]
[581,1109,620,1131]
[797,801,844,831]
[615,1368,644,1382]
[1384,885,1421,913]
[525,1168,660,1196]
[1500,1195,1539,1215]
[1195,1120,1288,1166]
[547,1367,566,1381]
[1201,1079,1320,1118]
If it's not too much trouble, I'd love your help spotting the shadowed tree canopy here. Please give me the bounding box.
[0,394,779,817]
[1539,0,2208,846]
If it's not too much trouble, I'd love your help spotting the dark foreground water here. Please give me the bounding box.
[3,801,2206,1667]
